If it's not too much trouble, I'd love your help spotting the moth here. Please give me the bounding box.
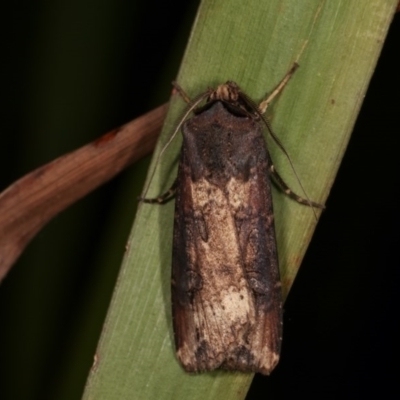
[142,64,324,375]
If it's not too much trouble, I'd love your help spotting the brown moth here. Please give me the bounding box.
[142,64,323,375]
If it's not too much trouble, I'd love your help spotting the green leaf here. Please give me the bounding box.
[83,1,397,399]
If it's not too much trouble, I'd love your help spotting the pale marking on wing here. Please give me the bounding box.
[177,176,279,372]
[192,178,255,346]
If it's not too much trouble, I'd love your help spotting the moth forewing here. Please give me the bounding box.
[171,95,282,375]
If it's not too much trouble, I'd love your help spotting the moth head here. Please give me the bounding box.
[210,81,241,103]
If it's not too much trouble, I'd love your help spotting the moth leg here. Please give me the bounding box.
[270,165,325,209]
[139,179,177,204]
[258,63,299,114]
[172,81,192,104]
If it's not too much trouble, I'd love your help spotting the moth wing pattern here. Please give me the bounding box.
[171,101,282,375]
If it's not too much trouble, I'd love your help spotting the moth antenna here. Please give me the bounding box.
[140,90,210,200]
[258,63,299,114]
[241,93,319,220]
